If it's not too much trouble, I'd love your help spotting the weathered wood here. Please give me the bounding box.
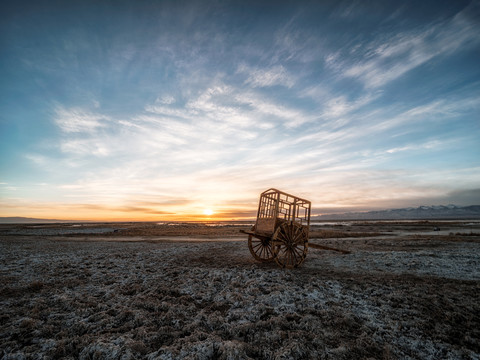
[244,188,312,268]
[271,222,308,268]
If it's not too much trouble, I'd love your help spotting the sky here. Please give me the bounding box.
[1,0,479,221]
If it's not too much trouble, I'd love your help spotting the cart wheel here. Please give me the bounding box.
[272,222,308,268]
[248,226,275,262]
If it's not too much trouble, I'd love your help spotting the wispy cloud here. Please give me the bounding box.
[146,83,307,131]
[25,153,49,165]
[237,64,295,88]
[331,4,480,88]
[155,95,176,105]
[60,139,111,156]
[385,140,442,154]
[54,106,110,133]
[367,96,480,133]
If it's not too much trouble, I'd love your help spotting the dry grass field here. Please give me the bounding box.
[1,221,479,359]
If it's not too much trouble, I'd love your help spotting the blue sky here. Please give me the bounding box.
[1,0,479,220]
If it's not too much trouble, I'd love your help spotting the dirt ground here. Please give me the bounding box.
[1,221,479,359]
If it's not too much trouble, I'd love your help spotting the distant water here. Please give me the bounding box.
[0,227,117,236]
[156,221,255,226]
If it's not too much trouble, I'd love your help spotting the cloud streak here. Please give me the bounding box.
[333,4,480,88]
[54,107,110,133]
[237,64,295,88]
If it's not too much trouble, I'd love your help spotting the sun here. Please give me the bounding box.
[203,209,214,216]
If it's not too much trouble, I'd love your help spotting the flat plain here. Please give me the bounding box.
[1,221,479,359]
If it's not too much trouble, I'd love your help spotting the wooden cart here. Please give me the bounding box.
[241,188,311,268]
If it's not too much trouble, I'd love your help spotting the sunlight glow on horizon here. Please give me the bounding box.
[203,209,214,217]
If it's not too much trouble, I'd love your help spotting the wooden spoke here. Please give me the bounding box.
[248,227,275,262]
[272,222,308,269]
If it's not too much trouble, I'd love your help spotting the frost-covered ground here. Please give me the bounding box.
[1,222,479,359]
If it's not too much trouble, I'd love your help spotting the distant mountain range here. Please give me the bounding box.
[313,205,480,220]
